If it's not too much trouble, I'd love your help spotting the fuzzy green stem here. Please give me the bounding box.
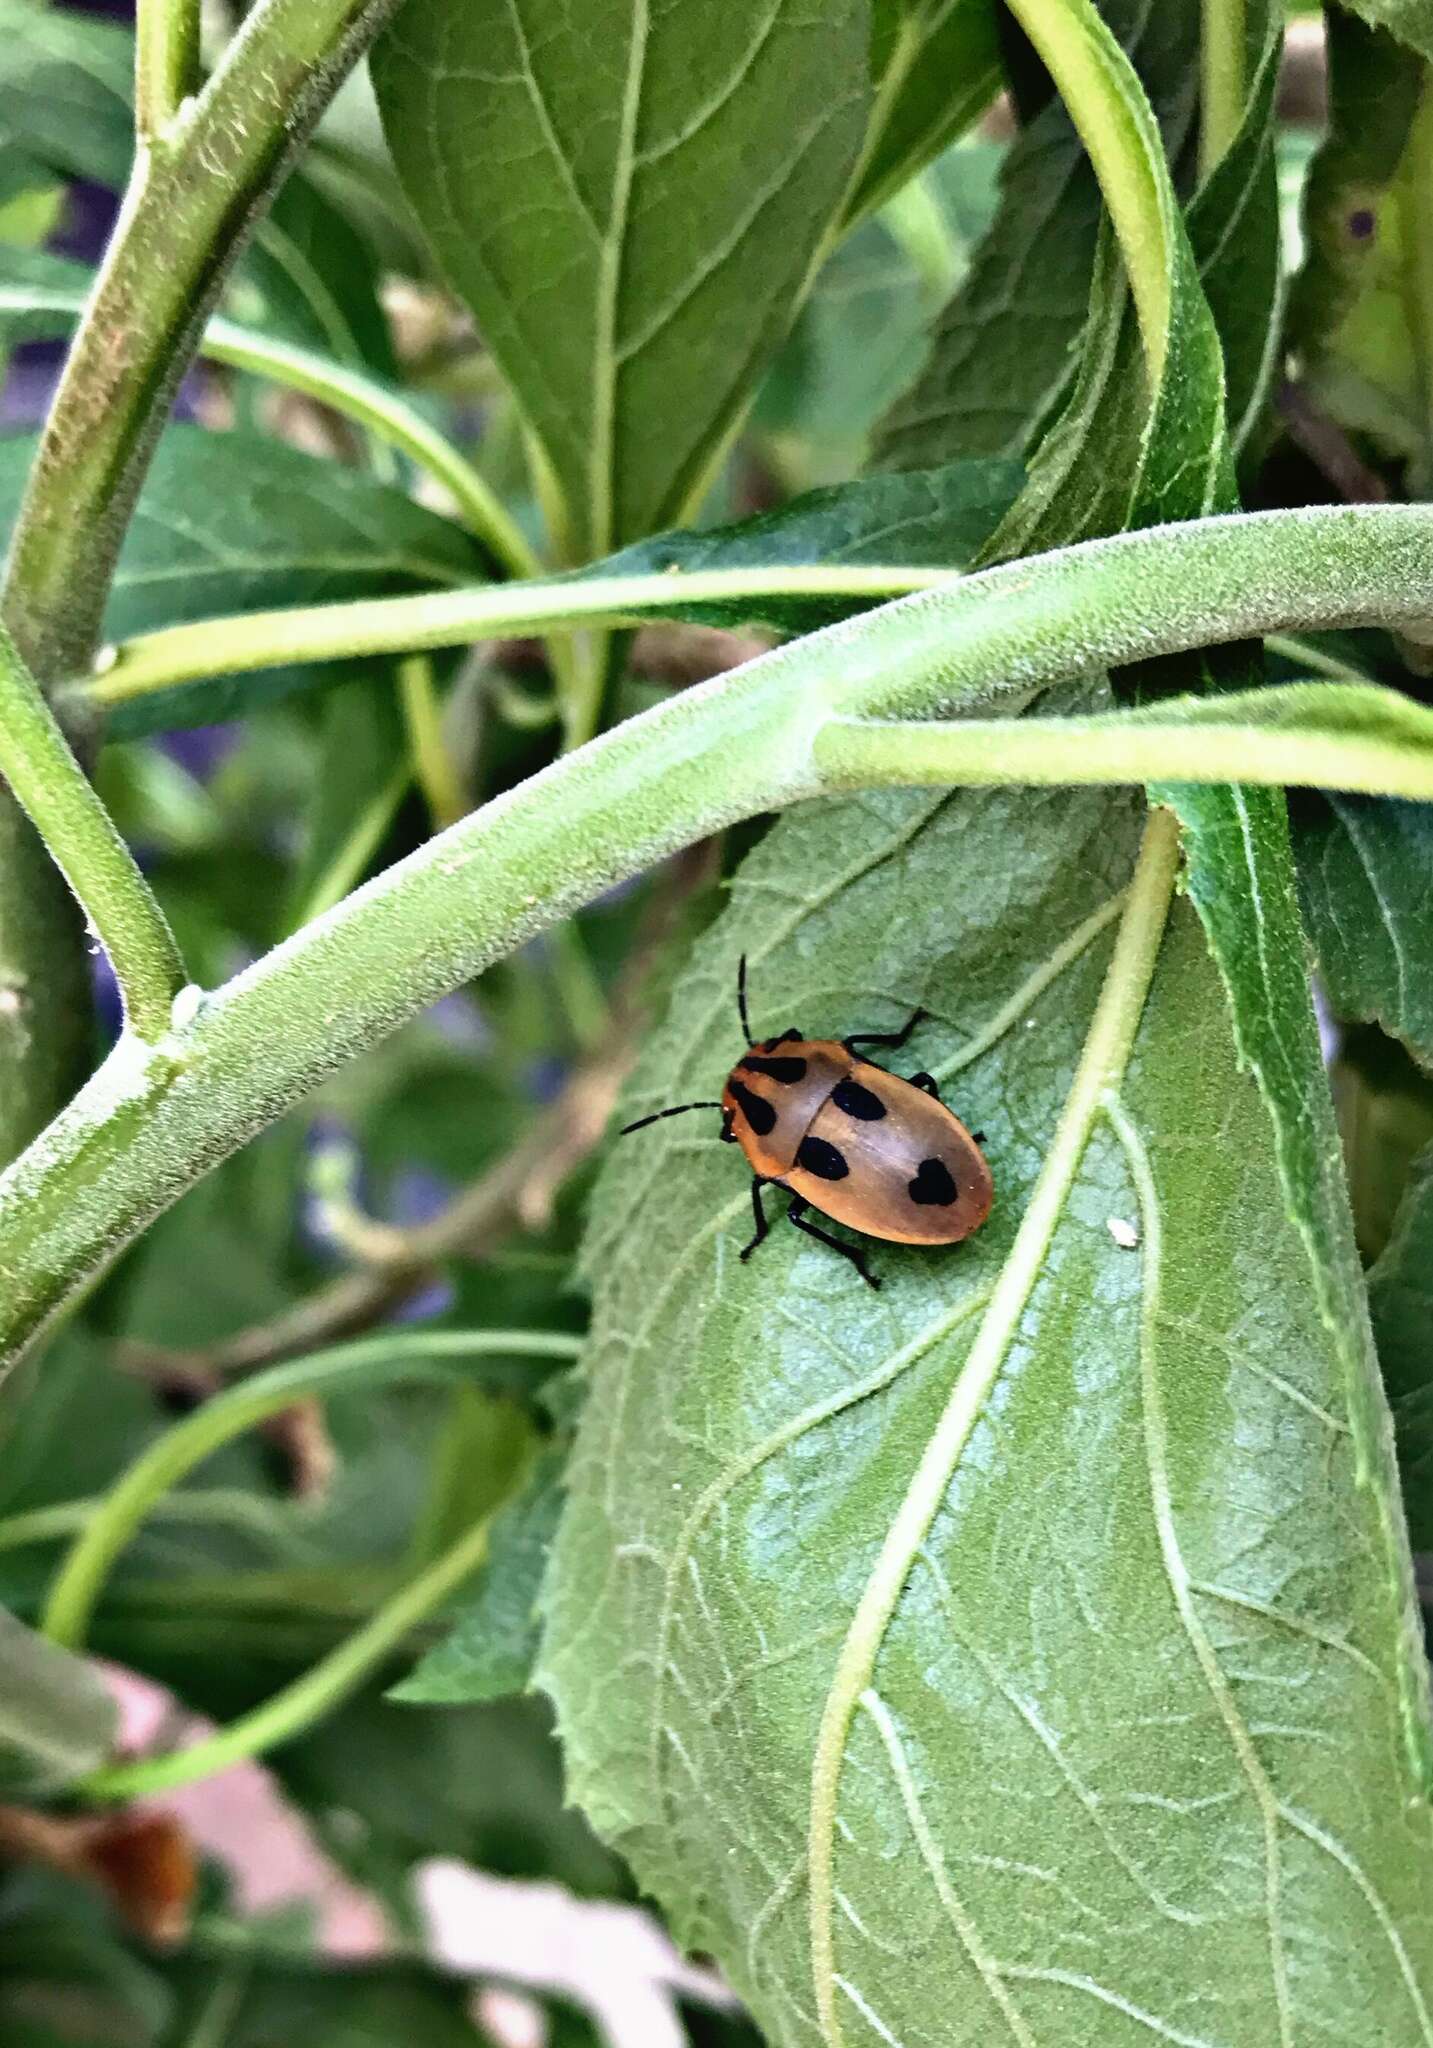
[813,683,1433,800]
[77,1514,492,1801]
[9,502,1433,1368]
[135,0,201,141]
[42,1329,582,1650]
[0,621,184,1040]
[1002,0,1172,379]
[77,568,953,713]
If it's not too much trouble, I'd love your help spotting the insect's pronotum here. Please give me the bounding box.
[620,958,993,1289]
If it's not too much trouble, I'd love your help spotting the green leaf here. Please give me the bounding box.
[0,0,133,190]
[0,427,485,733]
[593,458,1022,630]
[395,1445,564,1705]
[371,0,869,558]
[1295,792,1433,1069]
[1288,9,1430,481]
[846,0,1002,223]
[242,169,399,377]
[543,774,1433,2042]
[0,1607,115,1796]
[1369,1141,1433,1547]
[875,0,1200,470]
[1336,0,1433,64]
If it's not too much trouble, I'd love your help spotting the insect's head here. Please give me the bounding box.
[617,954,771,1143]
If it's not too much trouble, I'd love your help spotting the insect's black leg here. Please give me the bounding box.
[786,1196,880,1290]
[905,1071,940,1096]
[843,1008,924,1057]
[739,1178,773,1260]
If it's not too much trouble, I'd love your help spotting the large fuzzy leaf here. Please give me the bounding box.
[543,776,1433,2044]
[0,1606,115,1796]
[370,0,868,558]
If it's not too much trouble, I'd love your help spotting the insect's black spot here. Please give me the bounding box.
[740,1054,808,1084]
[831,1077,886,1122]
[1348,206,1376,242]
[796,1134,849,1181]
[761,1030,803,1050]
[729,1078,777,1136]
[909,1157,958,1206]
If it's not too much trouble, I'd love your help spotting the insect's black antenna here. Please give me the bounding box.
[619,1101,724,1137]
[737,954,753,1044]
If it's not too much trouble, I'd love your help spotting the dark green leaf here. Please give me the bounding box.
[395,1445,564,1704]
[757,147,1004,474]
[1369,1140,1433,1547]
[371,0,869,557]
[0,428,485,733]
[1295,792,1433,1069]
[241,170,399,377]
[0,1882,172,2048]
[846,0,1001,222]
[0,0,133,190]
[593,459,1021,630]
[1335,0,1433,64]
[875,0,1199,470]
[0,1607,115,1796]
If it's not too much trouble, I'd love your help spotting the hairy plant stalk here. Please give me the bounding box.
[0,0,404,1163]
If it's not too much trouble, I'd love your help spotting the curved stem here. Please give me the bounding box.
[76,1509,495,1802]
[75,566,946,714]
[42,1329,582,1649]
[9,502,1433,1369]
[814,683,1433,801]
[0,621,185,1040]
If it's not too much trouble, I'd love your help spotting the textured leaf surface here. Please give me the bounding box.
[543,778,1433,2046]
[1369,1142,1433,1548]
[1294,792,1433,1070]
[0,1606,115,1796]
[0,428,484,732]
[371,0,868,557]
